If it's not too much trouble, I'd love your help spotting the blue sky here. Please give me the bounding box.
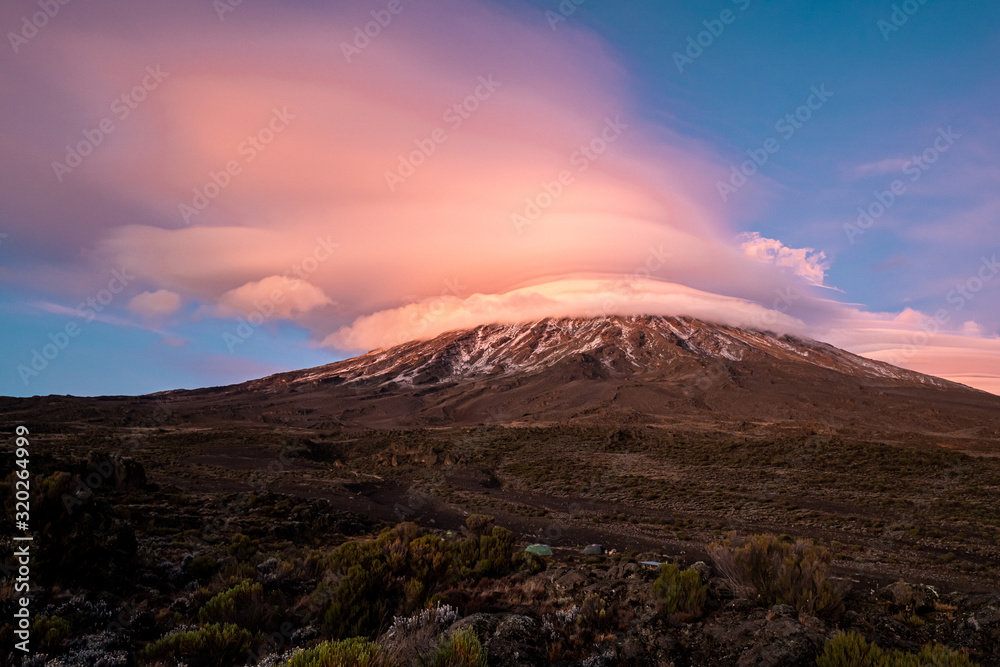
[540,0,999,299]
[1,0,998,396]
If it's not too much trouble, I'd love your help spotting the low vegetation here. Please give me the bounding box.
[315,521,519,640]
[142,623,256,666]
[5,424,1000,665]
[708,533,843,617]
[199,579,282,633]
[816,631,980,667]
[652,563,707,618]
[427,628,488,667]
[286,637,386,667]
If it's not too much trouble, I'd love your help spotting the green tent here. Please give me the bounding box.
[524,543,553,556]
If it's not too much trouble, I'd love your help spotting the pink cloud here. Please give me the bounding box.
[324,278,807,352]
[866,344,1000,396]
[738,232,832,288]
[128,290,182,318]
[809,307,1000,395]
[215,276,333,320]
[60,0,802,326]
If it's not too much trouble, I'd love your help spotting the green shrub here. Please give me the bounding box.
[229,533,259,561]
[316,522,517,639]
[286,637,385,667]
[187,553,219,581]
[142,623,255,667]
[652,563,707,617]
[322,561,393,639]
[405,534,453,609]
[815,631,885,666]
[912,643,980,666]
[518,551,547,574]
[3,471,137,590]
[464,514,495,536]
[816,631,980,667]
[708,533,843,616]
[427,628,487,667]
[576,593,619,633]
[32,615,71,654]
[219,558,258,585]
[199,579,281,632]
[471,527,516,577]
[895,611,925,628]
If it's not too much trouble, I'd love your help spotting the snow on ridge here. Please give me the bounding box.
[287,315,953,389]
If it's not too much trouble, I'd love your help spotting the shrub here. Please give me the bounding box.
[543,594,632,658]
[518,551,547,574]
[287,637,386,667]
[187,553,219,581]
[708,533,843,616]
[913,644,981,666]
[406,534,454,609]
[32,615,71,654]
[4,470,138,589]
[317,522,517,640]
[464,514,495,536]
[576,593,613,633]
[322,560,394,639]
[815,631,885,666]
[142,623,255,666]
[895,612,925,628]
[652,563,707,617]
[427,628,487,667]
[219,559,258,585]
[318,527,420,639]
[229,533,259,561]
[816,631,980,666]
[199,579,281,632]
[469,526,516,578]
[384,605,460,666]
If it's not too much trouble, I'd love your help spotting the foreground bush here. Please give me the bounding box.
[652,563,707,617]
[229,532,259,561]
[427,628,487,667]
[286,637,386,667]
[142,623,255,666]
[3,470,138,590]
[708,533,842,616]
[199,578,282,632]
[32,615,71,654]
[464,514,495,536]
[816,631,980,666]
[316,523,517,640]
[322,558,394,640]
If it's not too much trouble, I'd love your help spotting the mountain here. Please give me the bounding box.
[93,315,991,445]
[5,315,999,446]
[288,314,956,389]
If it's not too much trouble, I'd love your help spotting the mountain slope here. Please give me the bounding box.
[4,316,998,447]
[285,315,958,390]
[153,315,998,440]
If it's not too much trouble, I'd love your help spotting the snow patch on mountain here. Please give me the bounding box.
[288,315,954,391]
